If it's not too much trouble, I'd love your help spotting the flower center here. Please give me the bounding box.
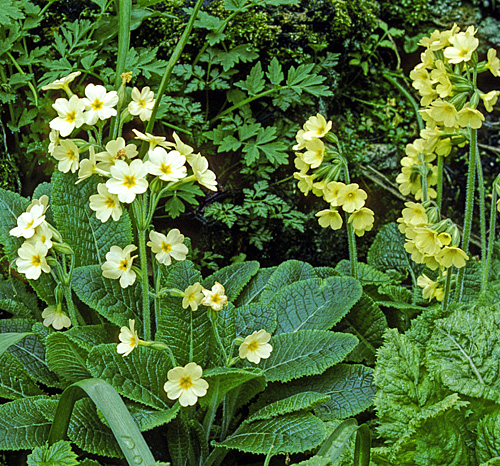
[247,340,259,352]
[119,258,129,271]
[31,255,41,267]
[210,294,222,305]
[116,148,128,160]
[123,175,136,188]
[138,99,147,109]
[66,111,76,123]
[160,163,172,175]
[161,242,172,253]
[66,150,76,160]
[91,99,104,111]
[26,220,34,229]
[179,376,193,390]
[105,197,116,208]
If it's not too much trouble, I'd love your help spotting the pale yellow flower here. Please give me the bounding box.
[164,362,209,407]
[101,245,138,288]
[96,137,138,173]
[457,106,484,129]
[52,139,80,173]
[117,319,140,357]
[417,274,444,302]
[315,209,343,230]
[182,283,204,311]
[128,86,155,121]
[401,202,428,226]
[336,183,367,213]
[146,147,187,182]
[16,241,51,280]
[486,48,500,77]
[444,27,478,64]
[293,172,315,196]
[42,305,72,330]
[147,229,188,266]
[82,83,118,125]
[201,282,228,311]
[436,246,468,268]
[430,99,459,129]
[41,71,81,93]
[302,114,332,140]
[89,183,123,222]
[10,204,45,239]
[106,159,149,204]
[323,181,345,205]
[239,330,273,364]
[302,138,325,168]
[480,90,500,113]
[189,154,217,191]
[348,207,374,236]
[132,129,174,151]
[49,95,86,137]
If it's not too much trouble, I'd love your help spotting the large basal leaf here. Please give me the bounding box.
[0,276,39,318]
[476,409,500,464]
[167,416,191,466]
[0,187,29,261]
[215,412,325,454]
[51,171,133,267]
[0,396,52,450]
[46,332,92,384]
[269,277,362,334]
[259,260,317,304]
[127,402,180,432]
[87,344,171,409]
[0,352,45,399]
[426,305,500,403]
[211,303,236,366]
[259,330,358,382]
[29,271,58,306]
[202,261,260,302]
[64,324,117,351]
[235,303,277,337]
[335,260,395,285]
[156,260,210,366]
[234,267,276,306]
[71,265,143,328]
[335,293,388,364]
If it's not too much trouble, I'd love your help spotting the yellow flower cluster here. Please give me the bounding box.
[293,114,375,237]
[397,24,500,199]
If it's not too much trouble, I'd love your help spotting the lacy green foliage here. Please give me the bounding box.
[27,440,78,466]
[372,303,500,465]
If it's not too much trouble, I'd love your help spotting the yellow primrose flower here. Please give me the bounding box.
[106,159,149,204]
[41,71,81,94]
[404,240,425,264]
[436,246,469,268]
[10,203,46,239]
[201,282,228,311]
[147,229,188,266]
[16,241,51,280]
[42,304,72,330]
[480,90,500,113]
[429,99,459,129]
[348,207,374,237]
[457,106,484,129]
[172,132,195,162]
[132,129,174,151]
[82,83,118,125]
[410,67,431,91]
[128,86,155,121]
[315,209,343,230]
[443,27,479,64]
[101,244,138,288]
[336,183,367,213]
[89,183,123,223]
[323,181,345,205]
[117,319,140,357]
[164,362,209,407]
[417,274,444,302]
[302,114,332,140]
[52,139,80,174]
[401,202,429,226]
[182,283,204,311]
[418,81,438,107]
[49,95,86,137]
[294,153,310,173]
[294,172,315,196]
[486,48,500,77]
[189,153,217,191]
[239,330,273,364]
[413,227,441,256]
[303,138,325,168]
[96,137,138,173]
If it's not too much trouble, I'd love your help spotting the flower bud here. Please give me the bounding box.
[52,241,74,255]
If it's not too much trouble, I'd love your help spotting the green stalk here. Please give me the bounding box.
[137,227,151,341]
[203,378,219,443]
[441,268,453,311]
[475,150,487,292]
[342,162,358,279]
[485,182,498,292]
[436,154,444,212]
[140,0,205,156]
[114,0,131,89]
[6,52,38,106]
[455,128,477,302]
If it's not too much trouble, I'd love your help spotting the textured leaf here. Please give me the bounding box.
[0,187,29,261]
[215,412,325,454]
[426,305,500,403]
[0,276,39,318]
[27,440,78,466]
[260,260,316,304]
[0,352,45,399]
[0,397,52,450]
[51,171,133,267]
[211,303,236,365]
[234,266,276,306]
[335,260,394,285]
[167,416,190,466]
[71,265,143,327]
[202,261,259,302]
[29,272,58,306]
[270,277,362,334]
[477,409,500,464]
[127,403,180,432]
[245,392,329,423]
[87,344,171,409]
[259,330,358,382]
[235,303,277,337]
[64,324,117,350]
[46,332,92,384]
[335,293,388,364]
[156,260,210,366]
[0,330,32,357]
[200,367,265,408]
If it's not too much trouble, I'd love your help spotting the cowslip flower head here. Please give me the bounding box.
[348,207,375,237]
[239,330,273,364]
[82,83,118,125]
[96,137,138,172]
[201,282,228,311]
[101,244,138,288]
[42,305,72,330]
[128,86,155,121]
[316,209,342,230]
[16,241,51,279]
[401,202,429,226]
[182,283,204,311]
[443,27,479,64]
[302,114,332,140]
[52,139,80,173]
[89,183,123,222]
[147,229,188,266]
[106,159,149,204]
[49,95,86,137]
[336,183,367,213]
[189,153,217,191]
[164,362,209,407]
[146,147,187,182]
[10,204,45,239]
[41,71,81,93]
[117,319,140,356]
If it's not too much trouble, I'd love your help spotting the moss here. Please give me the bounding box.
[378,0,429,27]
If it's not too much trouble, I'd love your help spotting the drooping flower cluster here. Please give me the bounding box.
[397,24,500,200]
[293,114,375,237]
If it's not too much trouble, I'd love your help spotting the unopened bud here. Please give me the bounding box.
[52,241,74,255]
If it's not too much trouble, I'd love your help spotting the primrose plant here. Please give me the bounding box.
[0,69,375,465]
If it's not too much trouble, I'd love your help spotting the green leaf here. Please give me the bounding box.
[335,260,394,285]
[235,303,278,337]
[0,276,39,318]
[235,61,265,95]
[167,416,190,466]
[51,171,133,267]
[87,344,171,409]
[269,276,362,334]
[260,260,316,304]
[477,409,500,464]
[127,403,180,432]
[259,330,358,382]
[212,44,259,72]
[0,331,32,357]
[46,333,92,384]
[215,412,325,454]
[235,266,276,306]
[27,440,79,466]
[203,261,259,302]
[156,260,210,366]
[245,392,329,424]
[0,396,52,450]
[0,0,24,26]
[0,186,29,261]
[267,57,284,85]
[0,352,45,399]
[71,265,143,327]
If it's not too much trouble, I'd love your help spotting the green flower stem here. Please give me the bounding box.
[6,52,38,106]
[137,227,151,341]
[63,284,84,326]
[203,378,220,444]
[441,267,453,311]
[476,150,487,292]
[342,162,358,279]
[436,154,444,212]
[114,0,131,89]
[141,0,205,156]
[485,183,498,292]
[456,128,477,302]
